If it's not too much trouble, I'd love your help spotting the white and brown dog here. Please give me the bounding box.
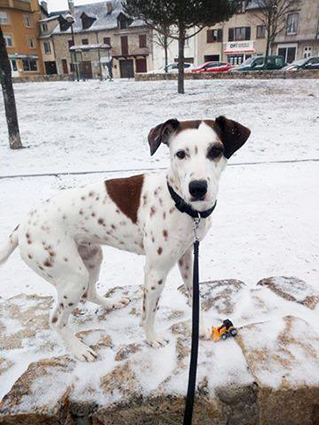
[0,116,250,361]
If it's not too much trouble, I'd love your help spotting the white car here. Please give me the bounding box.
[148,62,194,74]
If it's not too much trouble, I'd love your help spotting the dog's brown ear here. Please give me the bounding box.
[215,116,251,159]
[148,119,180,156]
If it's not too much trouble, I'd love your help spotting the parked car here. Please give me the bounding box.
[191,61,232,74]
[236,55,287,71]
[147,62,194,74]
[282,57,319,71]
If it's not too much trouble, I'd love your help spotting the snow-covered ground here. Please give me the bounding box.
[0,78,319,301]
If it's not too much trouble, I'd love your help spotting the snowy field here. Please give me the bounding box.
[0,78,319,300]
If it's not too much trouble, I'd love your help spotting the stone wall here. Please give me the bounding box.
[12,74,73,83]
[135,69,319,81]
[1,277,319,424]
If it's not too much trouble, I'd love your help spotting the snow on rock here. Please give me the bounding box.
[0,277,319,424]
[257,276,319,309]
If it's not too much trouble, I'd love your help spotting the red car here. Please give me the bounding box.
[191,61,232,73]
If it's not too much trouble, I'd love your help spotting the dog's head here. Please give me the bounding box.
[148,117,251,211]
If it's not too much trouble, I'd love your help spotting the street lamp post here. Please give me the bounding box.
[65,13,79,81]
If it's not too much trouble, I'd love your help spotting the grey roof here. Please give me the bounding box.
[52,0,145,35]
[246,0,263,10]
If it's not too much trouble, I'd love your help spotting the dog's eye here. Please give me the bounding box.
[176,150,186,159]
[207,146,224,160]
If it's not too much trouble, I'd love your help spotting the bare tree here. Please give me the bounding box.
[0,26,23,149]
[247,0,301,65]
[152,25,174,72]
[125,0,241,94]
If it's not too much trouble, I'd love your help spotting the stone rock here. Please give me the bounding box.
[0,294,53,350]
[236,315,319,425]
[257,276,319,309]
[115,343,142,362]
[179,279,246,315]
[1,280,319,424]
[0,357,75,425]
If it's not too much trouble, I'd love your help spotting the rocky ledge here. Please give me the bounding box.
[0,276,319,425]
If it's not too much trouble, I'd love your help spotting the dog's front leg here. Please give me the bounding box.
[142,262,169,348]
[178,248,211,340]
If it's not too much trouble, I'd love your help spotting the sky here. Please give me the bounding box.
[47,0,102,12]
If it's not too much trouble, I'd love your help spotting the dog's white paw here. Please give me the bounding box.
[146,334,169,348]
[70,340,99,362]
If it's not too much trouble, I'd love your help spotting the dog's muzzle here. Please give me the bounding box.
[189,180,208,201]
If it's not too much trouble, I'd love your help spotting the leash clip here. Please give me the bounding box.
[193,216,201,242]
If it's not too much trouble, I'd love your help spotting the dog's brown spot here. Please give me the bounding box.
[91,212,96,217]
[105,174,144,224]
[184,274,189,280]
[38,265,44,271]
[81,196,86,201]
[151,286,155,290]
[186,265,189,271]
[195,146,198,154]
[116,209,120,214]
[163,212,166,220]
[143,194,148,206]
[82,291,88,298]
[150,206,156,216]
[163,230,168,241]
[111,224,116,230]
[79,209,83,215]
[28,254,33,260]
[62,214,67,220]
[158,279,163,285]
[98,218,105,226]
[44,260,53,267]
[152,236,155,243]
[68,303,74,307]
[60,303,64,308]
[63,295,67,299]
[48,250,55,257]
[89,191,95,197]
[27,240,32,244]
[169,207,174,214]
[179,259,184,267]
[51,316,58,323]
[63,257,68,262]
[176,120,202,134]
[157,247,163,255]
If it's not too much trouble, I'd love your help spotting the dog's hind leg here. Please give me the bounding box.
[178,247,211,340]
[78,244,129,310]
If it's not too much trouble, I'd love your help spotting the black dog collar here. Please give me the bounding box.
[167,182,217,219]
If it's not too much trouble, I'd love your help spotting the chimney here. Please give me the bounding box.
[105,1,113,14]
[41,1,48,13]
[68,0,75,15]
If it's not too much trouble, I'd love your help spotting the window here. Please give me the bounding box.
[256,25,266,39]
[237,0,246,13]
[28,37,36,49]
[0,11,9,24]
[119,16,127,29]
[229,27,251,41]
[121,35,128,55]
[139,34,147,48]
[22,59,38,71]
[11,60,17,72]
[68,39,74,49]
[278,46,296,63]
[287,13,299,34]
[82,38,89,45]
[207,29,222,43]
[41,23,48,32]
[4,34,13,47]
[24,14,32,27]
[303,46,312,58]
[44,41,51,54]
[103,37,111,45]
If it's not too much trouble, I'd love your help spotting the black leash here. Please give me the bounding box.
[183,218,200,425]
[166,182,217,425]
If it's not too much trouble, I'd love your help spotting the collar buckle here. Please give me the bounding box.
[193,216,201,242]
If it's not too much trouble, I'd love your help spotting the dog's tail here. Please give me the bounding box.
[0,225,19,265]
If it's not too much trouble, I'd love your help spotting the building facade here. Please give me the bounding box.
[39,0,152,79]
[270,0,319,62]
[0,0,44,76]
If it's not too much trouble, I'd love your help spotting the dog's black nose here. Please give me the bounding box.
[189,180,208,200]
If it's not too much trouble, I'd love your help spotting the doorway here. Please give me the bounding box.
[120,59,134,78]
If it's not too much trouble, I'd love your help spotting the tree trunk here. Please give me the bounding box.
[177,27,185,94]
[264,25,271,71]
[164,35,168,73]
[0,27,23,149]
